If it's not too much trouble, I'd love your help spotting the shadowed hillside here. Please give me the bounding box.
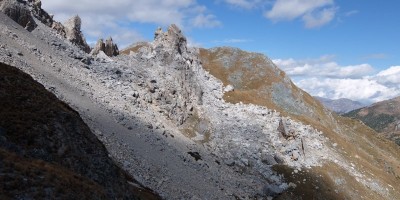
[0,62,160,199]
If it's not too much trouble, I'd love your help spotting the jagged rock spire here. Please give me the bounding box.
[91,37,119,57]
[64,15,91,53]
[153,24,187,55]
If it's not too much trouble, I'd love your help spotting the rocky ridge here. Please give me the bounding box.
[1,3,400,199]
[315,96,366,114]
[344,96,400,146]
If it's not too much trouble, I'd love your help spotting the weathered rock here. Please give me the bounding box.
[29,0,54,27]
[278,119,287,138]
[91,37,119,57]
[225,159,235,166]
[261,153,278,165]
[154,24,187,55]
[0,0,37,31]
[64,15,91,53]
[51,21,66,37]
[105,37,119,57]
[154,27,163,39]
[224,84,234,92]
[95,51,113,63]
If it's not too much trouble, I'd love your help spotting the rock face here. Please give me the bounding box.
[64,15,91,53]
[0,62,160,199]
[91,37,119,57]
[315,96,366,114]
[0,0,37,31]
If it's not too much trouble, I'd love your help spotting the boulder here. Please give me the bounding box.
[64,15,91,53]
[0,0,37,31]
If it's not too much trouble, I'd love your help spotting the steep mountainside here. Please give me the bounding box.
[0,63,159,199]
[344,96,400,146]
[315,96,366,114]
[1,3,400,199]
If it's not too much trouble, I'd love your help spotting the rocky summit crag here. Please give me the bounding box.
[1,2,400,199]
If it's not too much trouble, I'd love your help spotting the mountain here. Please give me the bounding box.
[0,63,159,199]
[1,2,400,199]
[344,96,400,146]
[314,96,366,114]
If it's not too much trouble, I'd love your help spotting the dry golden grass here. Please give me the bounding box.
[199,47,400,199]
[120,42,150,55]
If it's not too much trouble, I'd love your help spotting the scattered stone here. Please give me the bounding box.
[261,153,278,165]
[225,159,235,166]
[188,152,202,161]
[224,84,234,92]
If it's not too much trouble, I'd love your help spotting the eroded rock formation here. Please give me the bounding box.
[64,15,91,53]
[91,37,119,57]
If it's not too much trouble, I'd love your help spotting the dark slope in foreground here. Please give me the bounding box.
[0,62,160,199]
[344,96,400,145]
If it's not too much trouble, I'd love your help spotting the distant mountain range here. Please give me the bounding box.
[314,96,366,114]
[344,96,400,146]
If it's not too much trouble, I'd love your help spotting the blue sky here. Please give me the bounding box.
[42,0,400,103]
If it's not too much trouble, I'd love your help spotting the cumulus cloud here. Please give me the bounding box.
[375,66,400,86]
[273,57,400,103]
[265,0,336,28]
[273,56,374,79]
[42,0,220,48]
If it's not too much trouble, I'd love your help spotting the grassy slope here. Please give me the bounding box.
[199,47,400,199]
[344,97,400,145]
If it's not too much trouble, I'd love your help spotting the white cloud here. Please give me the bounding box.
[265,0,336,28]
[190,14,222,28]
[222,0,263,9]
[296,78,399,103]
[273,56,400,103]
[212,38,253,44]
[273,56,374,79]
[302,7,336,28]
[344,10,359,17]
[376,66,400,86]
[42,0,219,47]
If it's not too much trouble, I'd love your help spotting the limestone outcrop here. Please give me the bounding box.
[91,37,119,57]
[0,0,37,31]
[64,15,91,53]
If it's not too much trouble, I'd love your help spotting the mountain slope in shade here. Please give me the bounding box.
[0,63,160,199]
[344,96,400,146]
[315,96,366,114]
